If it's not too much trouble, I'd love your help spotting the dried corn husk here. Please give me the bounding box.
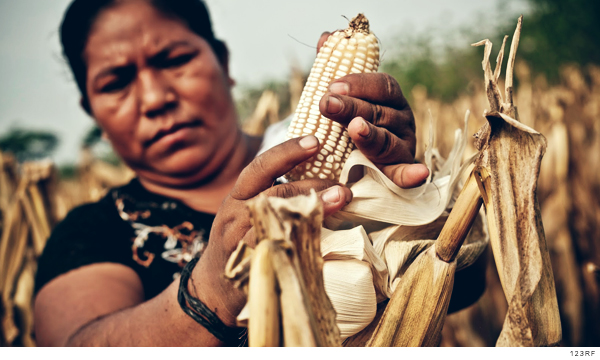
[322,260,376,338]
[0,152,17,212]
[256,193,341,346]
[226,191,340,346]
[321,226,387,304]
[247,240,281,346]
[540,119,583,345]
[12,248,36,347]
[242,90,280,136]
[367,171,482,347]
[368,246,456,347]
[472,16,561,346]
[319,112,487,340]
[320,225,383,338]
[0,199,29,345]
[0,158,58,346]
[328,112,471,229]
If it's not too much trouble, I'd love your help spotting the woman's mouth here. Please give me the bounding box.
[145,121,202,149]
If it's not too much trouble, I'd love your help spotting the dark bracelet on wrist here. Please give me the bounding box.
[177,257,247,346]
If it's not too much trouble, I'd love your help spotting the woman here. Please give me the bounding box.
[33,0,430,346]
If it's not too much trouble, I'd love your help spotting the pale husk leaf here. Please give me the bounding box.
[322,260,377,340]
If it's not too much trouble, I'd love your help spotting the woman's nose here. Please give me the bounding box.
[138,69,177,118]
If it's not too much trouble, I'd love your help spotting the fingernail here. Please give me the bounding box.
[342,186,353,204]
[321,186,341,204]
[326,96,343,114]
[358,118,370,137]
[329,82,349,95]
[299,135,319,150]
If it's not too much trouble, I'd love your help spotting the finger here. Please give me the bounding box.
[316,32,332,54]
[348,117,416,165]
[318,185,353,217]
[230,136,320,200]
[320,93,415,137]
[241,227,258,248]
[262,179,339,199]
[381,163,430,189]
[327,73,409,110]
[264,182,352,218]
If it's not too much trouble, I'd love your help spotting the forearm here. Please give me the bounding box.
[66,280,223,346]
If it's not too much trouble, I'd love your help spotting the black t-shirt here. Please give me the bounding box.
[35,178,215,300]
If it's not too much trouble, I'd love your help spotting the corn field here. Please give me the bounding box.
[414,63,600,347]
[0,151,133,346]
[0,61,599,346]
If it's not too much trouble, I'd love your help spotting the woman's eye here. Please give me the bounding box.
[100,77,130,93]
[164,53,194,68]
[99,66,135,93]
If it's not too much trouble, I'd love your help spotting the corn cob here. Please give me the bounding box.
[285,14,380,182]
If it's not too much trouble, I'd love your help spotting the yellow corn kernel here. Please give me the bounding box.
[285,14,380,182]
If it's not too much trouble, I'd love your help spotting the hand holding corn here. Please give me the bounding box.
[287,15,429,188]
[195,137,352,328]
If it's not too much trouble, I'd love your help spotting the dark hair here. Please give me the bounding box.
[60,0,227,111]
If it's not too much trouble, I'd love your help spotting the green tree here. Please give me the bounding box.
[381,37,484,103]
[0,128,59,161]
[508,0,600,82]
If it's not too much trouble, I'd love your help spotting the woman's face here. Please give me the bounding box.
[84,0,239,186]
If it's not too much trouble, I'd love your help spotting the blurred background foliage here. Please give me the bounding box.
[237,0,599,110]
[513,0,600,82]
[0,129,58,163]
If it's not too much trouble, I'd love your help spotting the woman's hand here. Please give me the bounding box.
[317,32,429,189]
[191,135,352,327]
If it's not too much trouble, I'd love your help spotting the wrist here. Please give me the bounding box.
[178,257,246,345]
[190,255,241,328]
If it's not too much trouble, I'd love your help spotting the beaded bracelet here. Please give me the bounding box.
[177,257,247,346]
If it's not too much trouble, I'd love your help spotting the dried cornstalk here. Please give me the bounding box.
[270,241,318,346]
[242,90,280,136]
[0,152,17,212]
[247,240,280,347]
[0,159,57,346]
[367,172,482,346]
[12,248,36,347]
[472,16,561,346]
[540,120,583,345]
[0,200,29,346]
[19,187,50,257]
[225,191,340,346]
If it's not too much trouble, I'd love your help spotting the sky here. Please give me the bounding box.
[0,0,528,165]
